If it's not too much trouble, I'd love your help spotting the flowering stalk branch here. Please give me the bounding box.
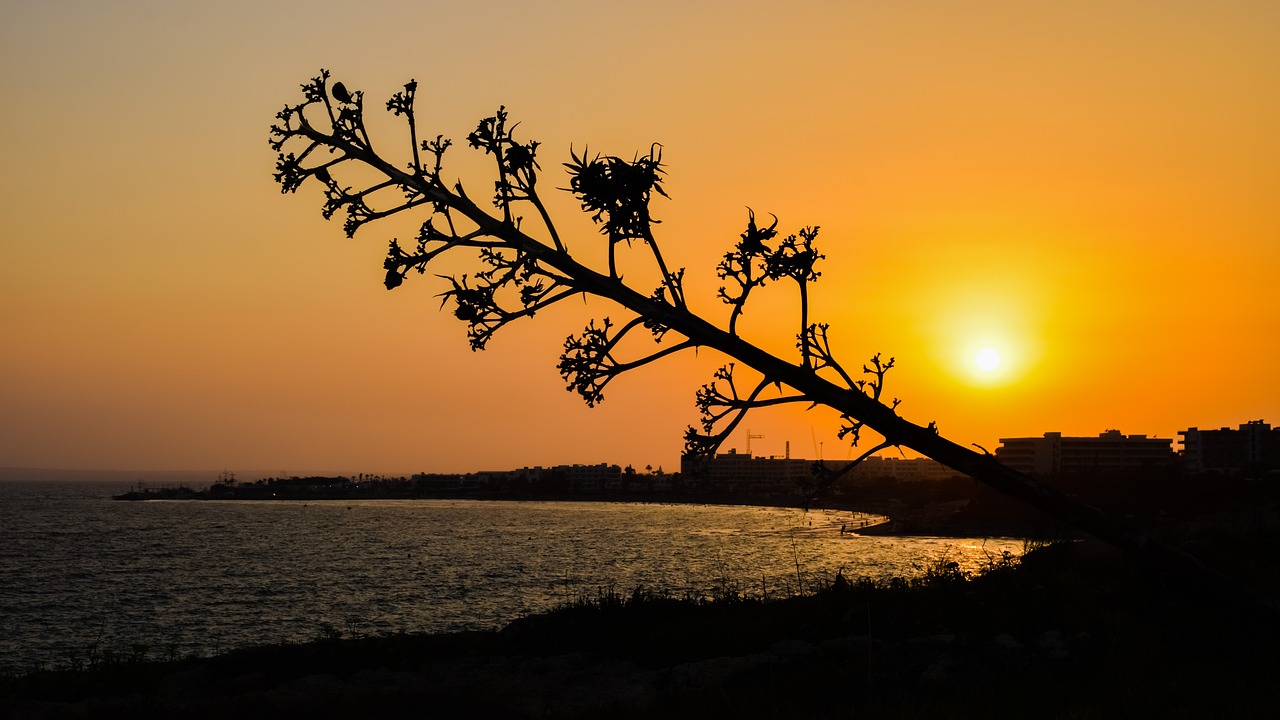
[269,70,1275,613]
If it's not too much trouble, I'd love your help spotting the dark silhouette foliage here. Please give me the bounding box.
[268,70,896,477]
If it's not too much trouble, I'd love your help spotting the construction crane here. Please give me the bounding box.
[746,429,764,455]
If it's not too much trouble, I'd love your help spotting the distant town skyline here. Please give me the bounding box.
[3,1,1277,474]
[6,419,1272,482]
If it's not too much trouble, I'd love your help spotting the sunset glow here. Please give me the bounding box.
[1,1,1277,474]
[975,348,1001,374]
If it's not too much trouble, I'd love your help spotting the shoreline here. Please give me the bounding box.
[5,531,1276,719]
[7,485,1277,717]
[113,487,1065,539]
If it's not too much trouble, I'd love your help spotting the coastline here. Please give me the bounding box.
[7,480,1278,717]
[5,532,1277,719]
[111,484,1067,540]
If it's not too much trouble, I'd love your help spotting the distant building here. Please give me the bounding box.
[681,449,812,494]
[826,455,962,482]
[1180,420,1280,475]
[557,463,622,493]
[995,430,1175,475]
[681,449,967,493]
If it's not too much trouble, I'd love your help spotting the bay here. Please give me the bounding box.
[0,479,1022,674]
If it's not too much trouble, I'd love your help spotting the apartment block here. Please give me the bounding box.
[1180,420,1280,474]
[995,430,1175,475]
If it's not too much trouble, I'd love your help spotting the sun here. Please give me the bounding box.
[974,347,1002,373]
[956,340,1019,386]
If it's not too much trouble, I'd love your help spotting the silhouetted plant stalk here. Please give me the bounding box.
[271,70,1273,611]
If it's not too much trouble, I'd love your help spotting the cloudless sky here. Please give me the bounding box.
[2,1,1277,475]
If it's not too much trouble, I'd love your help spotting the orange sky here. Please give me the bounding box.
[2,1,1277,475]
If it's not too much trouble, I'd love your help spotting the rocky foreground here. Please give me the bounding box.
[5,512,1280,720]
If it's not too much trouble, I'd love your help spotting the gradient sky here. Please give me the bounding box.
[3,1,1277,475]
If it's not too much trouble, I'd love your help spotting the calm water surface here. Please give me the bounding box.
[0,479,1022,673]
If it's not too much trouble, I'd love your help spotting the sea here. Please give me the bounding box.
[0,477,1023,674]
